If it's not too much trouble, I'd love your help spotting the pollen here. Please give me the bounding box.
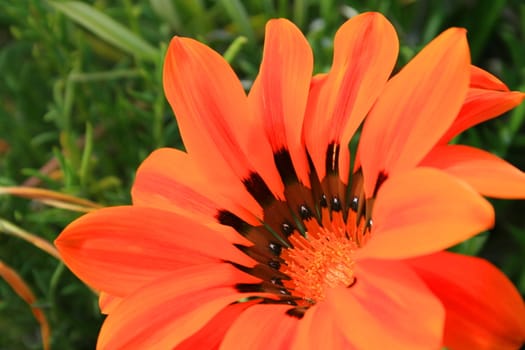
[281,221,358,304]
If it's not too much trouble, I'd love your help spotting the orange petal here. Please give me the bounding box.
[304,12,398,183]
[249,18,313,186]
[421,144,525,198]
[470,65,509,91]
[358,168,494,259]
[163,36,282,205]
[132,148,260,225]
[326,259,444,349]
[97,263,260,349]
[406,251,525,350]
[99,292,122,315]
[291,303,351,350]
[55,206,256,296]
[359,28,470,196]
[176,300,260,350]
[439,88,525,144]
[437,65,525,143]
[221,304,299,349]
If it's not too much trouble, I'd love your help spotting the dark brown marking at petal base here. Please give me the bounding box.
[216,210,250,233]
[237,280,297,300]
[372,171,389,198]
[286,307,306,319]
[243,172,275,207]
[232,262,290,282]
[234,244,281,265]
[262,201,296,245]
[274,149,299,185]
[261,299,298,306]
[235,283,264,293]
[325,142,340,175]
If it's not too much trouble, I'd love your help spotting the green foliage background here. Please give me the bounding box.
[0,0,524,348]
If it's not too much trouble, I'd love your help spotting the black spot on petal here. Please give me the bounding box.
[320,194,328,208]
[268,260,281,270]
[350,196,359,212]
[281,222,294,236]
[279,288,291,296]
[331,196,342,212]
[269,242,283,256]
[299,204,312,220]
[270,277,283,286]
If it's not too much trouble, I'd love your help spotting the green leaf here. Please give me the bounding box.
[49,1,158,61]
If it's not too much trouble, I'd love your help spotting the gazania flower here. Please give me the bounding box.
[56,12,525,349]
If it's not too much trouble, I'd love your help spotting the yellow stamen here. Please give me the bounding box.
[281,223,357,304]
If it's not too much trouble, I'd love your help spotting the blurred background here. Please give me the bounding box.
[1,0,524,348]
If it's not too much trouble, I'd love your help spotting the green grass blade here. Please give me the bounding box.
[48,1,158,61]
[219,0,256,43]
[293,0,307,29]
[79,122,93,187]
[223,36,248,63]
[150,0,182,33]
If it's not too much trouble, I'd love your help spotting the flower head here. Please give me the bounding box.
[56,12,525,349]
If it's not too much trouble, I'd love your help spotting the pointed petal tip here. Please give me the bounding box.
[440,27,468,40]
[305,9,398,184]
[358,11,388,21]
[359,24,471,195]
[266,17,294,27]
[54,211,91,250]
[439,26,468,48]
[422,145,525,199]
[53,206,259,297]
[163,28,286,210]
[452,26,467,34]
[167,35,195,49]
[165,36,187,60]
[252,14,313,187]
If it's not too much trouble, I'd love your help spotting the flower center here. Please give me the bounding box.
[221,160,378,315]
[281,225,358,304]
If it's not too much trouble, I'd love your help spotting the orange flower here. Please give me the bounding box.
[56,12,525,349]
